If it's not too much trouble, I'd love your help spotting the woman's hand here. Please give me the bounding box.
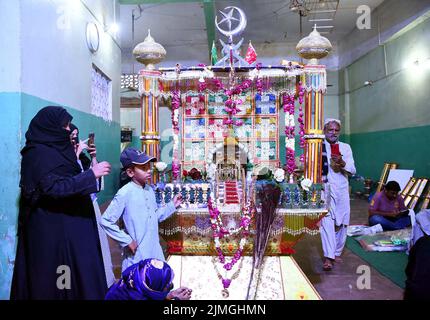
[91,161,111,179]
[167,287,192,300]
[75,140,88,158]
[87,144,97,159]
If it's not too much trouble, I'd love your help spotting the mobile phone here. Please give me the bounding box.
[88,132,95,146]
[330,144,340,156]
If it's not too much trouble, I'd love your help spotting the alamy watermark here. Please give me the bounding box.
[356,5,371,30]
[56,265,71,290]
[356,265,371,290]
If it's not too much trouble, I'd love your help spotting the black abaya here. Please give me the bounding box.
[11,106,107,300]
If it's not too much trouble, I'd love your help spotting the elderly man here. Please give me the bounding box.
[320,119,356,271]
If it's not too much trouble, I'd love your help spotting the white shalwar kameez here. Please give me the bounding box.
[320,140,356,260]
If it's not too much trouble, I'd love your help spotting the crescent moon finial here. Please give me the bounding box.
[215,6,247,38]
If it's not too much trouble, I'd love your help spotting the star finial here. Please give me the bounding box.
[218,8,239,31]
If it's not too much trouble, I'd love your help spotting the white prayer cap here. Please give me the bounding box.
[324,118,341,126]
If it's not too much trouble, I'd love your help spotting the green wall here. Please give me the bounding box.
[339,17,430,185]
[349,125,430,180]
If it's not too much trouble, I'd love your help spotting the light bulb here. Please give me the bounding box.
[107,23,119,34]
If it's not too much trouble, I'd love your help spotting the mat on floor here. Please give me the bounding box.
[346,236,408,288]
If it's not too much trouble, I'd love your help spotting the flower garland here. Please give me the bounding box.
[223,79,253,127]
[198,73,261,128]
[171,90,181,181]
[255,63,264,94]
[283,93,296,177]
[207,197,255,292]
[298,82,306,163]
[212,255,244,298]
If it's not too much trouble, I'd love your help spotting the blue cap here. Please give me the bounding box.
[120,148,156,168]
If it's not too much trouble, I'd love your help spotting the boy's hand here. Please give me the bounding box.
[173,194,183,208]
[127,240,138,255]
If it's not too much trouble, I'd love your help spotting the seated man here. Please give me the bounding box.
[368,181,411,231]
[105,258,192,300]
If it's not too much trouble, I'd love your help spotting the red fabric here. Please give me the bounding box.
[167,240,183,254]
[224,181,239,204]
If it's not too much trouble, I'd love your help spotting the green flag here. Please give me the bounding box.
[211,41,218,65]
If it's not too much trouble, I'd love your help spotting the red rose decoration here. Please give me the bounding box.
[188,168,202,180]
[182,170,188,177]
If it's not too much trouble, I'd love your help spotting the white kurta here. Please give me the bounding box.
[320,140,356,259]
[100,181,176,272]
[76,159,116,287]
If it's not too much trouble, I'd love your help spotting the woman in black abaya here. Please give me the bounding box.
[11,106,111,299]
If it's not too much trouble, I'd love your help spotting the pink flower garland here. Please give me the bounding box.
[198,77,246,128]
[283,93,296,175]
[223,79,253,128]
[298,82,306,163]
[207,198,254,290]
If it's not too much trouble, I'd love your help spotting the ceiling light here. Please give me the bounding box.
[106,23,119,34]
[308,18,333,22]
[309,9,336,14]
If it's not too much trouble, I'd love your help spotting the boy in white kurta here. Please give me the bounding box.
[320,119,356,271]
[101,148,182,272]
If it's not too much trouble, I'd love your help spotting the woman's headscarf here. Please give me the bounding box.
[69,123,79,146]
[69,123,91,170]
[105,259,174,300]
[20,106,81,195]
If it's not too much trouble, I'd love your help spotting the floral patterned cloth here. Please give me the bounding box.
[167,255,320,300]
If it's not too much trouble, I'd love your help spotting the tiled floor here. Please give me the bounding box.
[101,196,405,300]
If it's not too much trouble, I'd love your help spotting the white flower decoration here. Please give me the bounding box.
[301,178,313,191]
[274,168,285,182]
[155,162,167,172]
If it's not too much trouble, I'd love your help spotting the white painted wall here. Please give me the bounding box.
[20,0,121,121]
[0,0,21,92]
[338,0,430,70]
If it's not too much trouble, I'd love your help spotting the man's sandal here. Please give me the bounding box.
[323,260,333,271]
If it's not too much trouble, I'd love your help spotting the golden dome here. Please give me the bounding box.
[133,29,166,70]
[296,25,332,65]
